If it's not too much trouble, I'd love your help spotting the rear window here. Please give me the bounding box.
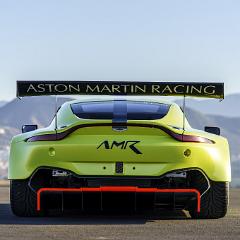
[71,101,170,120]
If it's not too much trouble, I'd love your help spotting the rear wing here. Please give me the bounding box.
[17,81,224,99]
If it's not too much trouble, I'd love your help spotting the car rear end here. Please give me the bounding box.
[9,100,230,218]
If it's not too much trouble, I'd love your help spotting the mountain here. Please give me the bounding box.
[0,97,239,186]
[176,93,240,117]
[0,101,7,108]
[0,96,72,129]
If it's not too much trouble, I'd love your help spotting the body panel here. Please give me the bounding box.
[9,104,231,181]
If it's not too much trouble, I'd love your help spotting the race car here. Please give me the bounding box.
[9,81,231,218]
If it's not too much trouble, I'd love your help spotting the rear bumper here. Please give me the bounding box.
[37,186,201,213]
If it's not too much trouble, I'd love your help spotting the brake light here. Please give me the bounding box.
[171,132,214,144]
[26,123,214,144]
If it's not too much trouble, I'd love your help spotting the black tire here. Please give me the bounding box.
[189,176,229,219]
[10,179,38,217]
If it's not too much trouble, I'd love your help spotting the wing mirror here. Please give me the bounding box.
[22,125,38,133]
[204,126,220,135]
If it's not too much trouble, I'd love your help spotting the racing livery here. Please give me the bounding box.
[9,81,230,218]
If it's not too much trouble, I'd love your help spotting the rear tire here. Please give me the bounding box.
[189,178,229,219]
[10,179,38,217]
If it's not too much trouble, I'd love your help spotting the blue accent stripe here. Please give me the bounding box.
[112,100,127,124]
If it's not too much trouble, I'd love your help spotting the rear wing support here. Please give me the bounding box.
[55,96,58,130]
[182,95,186,132]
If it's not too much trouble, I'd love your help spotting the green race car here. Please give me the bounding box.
[9,81,231,218]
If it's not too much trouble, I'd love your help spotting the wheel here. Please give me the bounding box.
[188,172,229,219]
[10,179,38,217]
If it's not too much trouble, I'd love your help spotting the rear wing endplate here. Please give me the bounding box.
[17,81,224,99]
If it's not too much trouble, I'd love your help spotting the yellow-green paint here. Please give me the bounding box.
[8,99,231,182]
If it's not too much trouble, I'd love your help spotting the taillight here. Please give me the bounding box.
[25,123,214,144]
[171,132,214,144]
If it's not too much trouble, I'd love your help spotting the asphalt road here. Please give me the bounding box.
[0,187,239,240]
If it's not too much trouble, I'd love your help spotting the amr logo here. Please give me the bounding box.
[97,140,142,155]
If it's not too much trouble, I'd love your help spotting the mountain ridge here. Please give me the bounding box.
[176,93,240,117]
[0,101,7,108]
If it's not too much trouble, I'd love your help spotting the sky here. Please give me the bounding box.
[0,0,240,101]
